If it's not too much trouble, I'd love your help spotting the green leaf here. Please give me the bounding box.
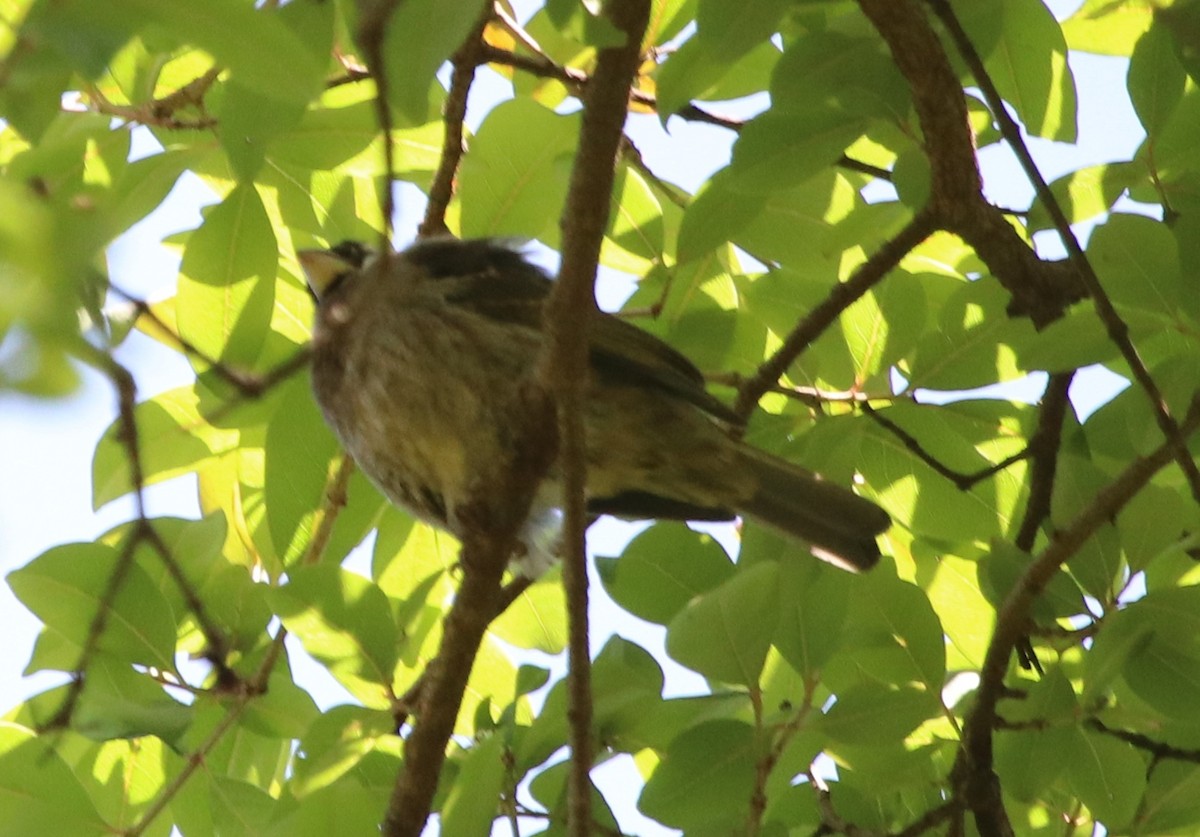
[176,184,279,367]
[380,0,484,124]
[638,719,757,832]
[771,31,909,123]
[270,96,443,179]
[1118,482,1190,572]
[107,147,206,238]
[1014,304,1119,372]
[978,0,1078,141]
[907,278,1034,391]
[819,684,938,746]
[1061,0,1153,55]
[676,169,764,264]
[1146,85,1200,181]
[597,522,734,625]
[727,107,868,194]
[518,636,667,771]
[994,724,1074,802]
[1065,728,1145,827]
[0,723,108,836]
[262,781,386,837]
[268,565,399,704]
[238,673,319,743]
[923,552,994,671]
[1089,213,1191,322]
[218,79,308,182]
[850,572,946,692]
[1155,3,1200,87]
[1138,760,1200,834]
[1128,23,1187,136]
[666,560,778,686]
[1000,665,1078,725]
[847,402,1015,546]
[17,0,138,79]
[735,170,875,267]
[8,542,178,671]
[1026,162,1139,232]
[488,571,567,653]
[526,765,622,833]
[771,558,850,678]
[126,0,325,104]
[457,98,580,238]
[603,164,665,271]
[441,735,504,836]
[1124,636,1200,721]
[71,657,191,744]
[92,384,240,508]
[981,539,1084,623]
[654,0,788,115]
[264,376,340,565]
[290,705,397,798]
[207,776,277,837]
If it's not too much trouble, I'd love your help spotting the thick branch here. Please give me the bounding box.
[858,0,1086,325]
[926,0,1200,501]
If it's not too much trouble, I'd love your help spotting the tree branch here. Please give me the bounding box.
[355,0,403,249]
[733,207,936,419]
[42,344,237,733]
[541,1,651,832]
[858,0,1087,326]
[420,1,493,237]
[925,0,1200,503]
[955,395,1200,837]
[1014,372,1074,551]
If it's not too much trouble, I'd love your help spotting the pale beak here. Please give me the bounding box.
[298,249,355,300]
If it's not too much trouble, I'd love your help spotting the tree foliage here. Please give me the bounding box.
[4,0,1200,835]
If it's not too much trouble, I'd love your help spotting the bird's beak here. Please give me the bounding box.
[298,248,356,300]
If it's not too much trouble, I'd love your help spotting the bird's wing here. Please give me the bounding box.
[404,238,740,425]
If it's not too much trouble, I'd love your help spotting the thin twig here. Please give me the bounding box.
[1086,718,1200,764]
[391,575,534,729]
[955,395,1200,837]
[128,626,288,836]
[42,344,237,731]
[109,284,311,400]
[862,401,1032,491]
[859,0,1086,325]
[1014,372,1074,550]
[734,208,936,419]
[421,1,493,237]
[299,456,355,566]
[355,0,404,250]
[86,67,221,129]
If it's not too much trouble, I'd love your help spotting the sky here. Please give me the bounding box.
[0,2,1144,833]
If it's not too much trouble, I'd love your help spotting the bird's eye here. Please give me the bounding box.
[330,240,372,268]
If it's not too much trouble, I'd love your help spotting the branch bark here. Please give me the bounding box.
[542,1,651,831]
[955,396,1200,837]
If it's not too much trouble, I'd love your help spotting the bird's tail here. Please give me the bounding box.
[734,446,890,572]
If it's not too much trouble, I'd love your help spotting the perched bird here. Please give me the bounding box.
[300,237,890,574]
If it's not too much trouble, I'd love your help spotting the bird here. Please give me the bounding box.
[299,237,890,575]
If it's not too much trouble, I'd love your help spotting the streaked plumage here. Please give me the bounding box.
[301,237,890,573]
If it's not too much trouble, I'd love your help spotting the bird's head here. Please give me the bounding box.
[298,241,374,301]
